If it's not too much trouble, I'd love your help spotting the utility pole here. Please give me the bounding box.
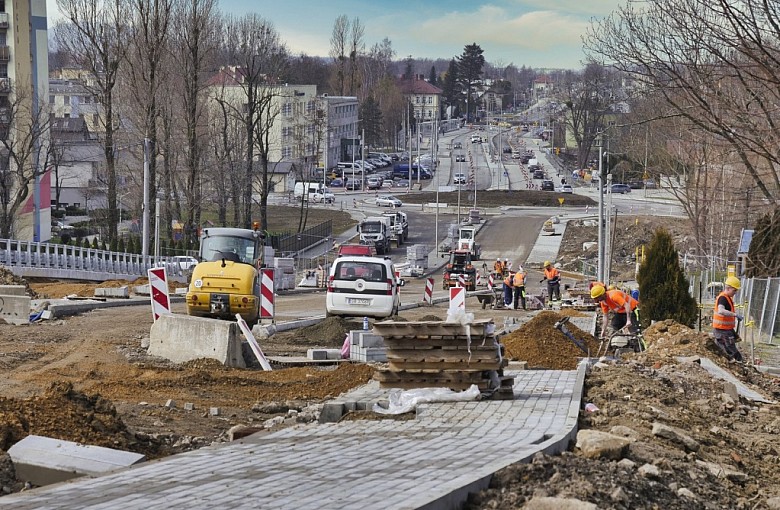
[597,137,605,283]
[142,138,150,260]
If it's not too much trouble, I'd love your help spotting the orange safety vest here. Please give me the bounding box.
[513,272,525,286]
[503,275,513,287]
[599,289,638,314]
[713,291,736,330]
[544,266,560,282]
[494,262,503,273]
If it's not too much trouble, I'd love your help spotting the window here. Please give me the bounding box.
[282,146,292,158]
[282,102,292,116]
[63,95,70,103]
[49,95,54,104]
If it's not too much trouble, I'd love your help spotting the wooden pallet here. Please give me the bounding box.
[373,319,495,339]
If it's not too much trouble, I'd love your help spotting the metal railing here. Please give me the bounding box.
[740,277,780,345]
[0,238,185,282]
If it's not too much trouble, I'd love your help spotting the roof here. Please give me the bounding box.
[737,229,754,254]
[396,77,443,95]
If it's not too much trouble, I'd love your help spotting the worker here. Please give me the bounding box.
[712,276,744,362]
[504,258,510,275]
[493,258,504,275]
[503,271,514,307]
[512,267,527,310]
[540,260,561,303]
[591,284,640,338]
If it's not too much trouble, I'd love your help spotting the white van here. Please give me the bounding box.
[326,256,404,318]
[294,182,334,203]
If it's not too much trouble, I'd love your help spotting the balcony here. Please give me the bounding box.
[0,13,8,29]
[0,77,10,93]
[0,46,9,61]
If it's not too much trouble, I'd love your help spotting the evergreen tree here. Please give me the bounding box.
[118,237,125,253]
[428,65,437,85]
[402,57,413,79]
[359,96,383,147]
[637,228,698,327]
[457,43,485,122]
[110,238,118,252]
[441,59,462,119]
[91,237,99,249]
[746,207,780,277]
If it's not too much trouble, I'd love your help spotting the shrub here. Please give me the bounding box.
[637,228,698,328]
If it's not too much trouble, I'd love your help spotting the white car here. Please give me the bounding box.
[172,255,199,271]
[376,195,402,207]
[453,173,467,185]
[556,185,573,194]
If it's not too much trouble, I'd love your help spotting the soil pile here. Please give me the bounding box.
[502,311,599,369]
[0,266,39,298]
[270,316,355,349]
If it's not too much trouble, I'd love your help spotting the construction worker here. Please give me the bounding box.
[503,271,514,307]
[591,284,640,339]
[712,276,743,362]
[504,258,511,275]
[493,258,504,275]
[540,260,561,303]
[512,267,527,310]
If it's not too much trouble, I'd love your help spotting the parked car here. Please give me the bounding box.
[376,195,402,207]
[628,180,645,189]
[453,141,462,149]
[541,180,555,191]
[394,179,410,188]
[366,177,383,190]
[345,179,362,190]
[329,178,344,187]
[453,173,467,185]
[644,180,658,189]
[611,183,632,194]
[172,255,199,272]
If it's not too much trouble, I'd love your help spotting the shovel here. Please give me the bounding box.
[553,316,590,356]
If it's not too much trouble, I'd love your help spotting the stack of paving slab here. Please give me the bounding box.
[371,319,514,399]
[405,244,429,271]
[349,330,387,362]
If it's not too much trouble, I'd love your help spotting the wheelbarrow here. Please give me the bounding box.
[474,285,508,310]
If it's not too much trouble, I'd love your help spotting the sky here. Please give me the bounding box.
[46,0,624,70]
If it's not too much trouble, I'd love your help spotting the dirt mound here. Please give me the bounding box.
[0,267,40,298]
[271,317,355,348]
[502,311,599,369]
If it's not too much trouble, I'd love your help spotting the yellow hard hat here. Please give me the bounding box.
[543,260,551,267]
[607,284,616,291]
[725,276,741,290]
[591,285,606,299]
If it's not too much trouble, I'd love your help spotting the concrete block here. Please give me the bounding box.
[8,435,145,487]
[0,294,30,325]
[307,349,328,361]
[148,314,246,368]
[94,286,130,299]
[319,402,346,423]
[210,407,220,416]
[363,348,387,362]
[174,287,188,295]
[184,403,195,411]
[41,310,53,320]
[0,285,25,296]
[324,349,343,360]
[359,333,385,348]
[134,284,150,296]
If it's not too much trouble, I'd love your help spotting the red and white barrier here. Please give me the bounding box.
[476,273,482,286]
[148,267,171,322]
[260,268,274,319]
[458,274,466,287]
[487,273,494,291]
[423,277,434,304]
[449,286,465,313]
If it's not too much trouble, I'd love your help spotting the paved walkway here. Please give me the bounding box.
[0,366,586,510]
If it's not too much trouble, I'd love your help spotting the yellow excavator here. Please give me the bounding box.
[186,224,267,325]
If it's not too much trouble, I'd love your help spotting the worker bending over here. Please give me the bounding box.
[591,284,640,339]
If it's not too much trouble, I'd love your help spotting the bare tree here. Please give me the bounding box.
[124,0,175,237]
[329,15,348,96]
[55,0,131,243]
[222,14,289,231]
[584,0,780,204]
[348,17,364,97]
[0,85,53,238]
[170,0,219,238]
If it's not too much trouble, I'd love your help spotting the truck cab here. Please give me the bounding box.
[457,225,481,260]
[357,216,391,255]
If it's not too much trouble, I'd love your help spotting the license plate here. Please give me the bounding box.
[348,298,370,306]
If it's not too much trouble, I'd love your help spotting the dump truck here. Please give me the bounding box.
[456,225,481,260]
[442,250,477,291]
[357,216,391,255]
[382,211,409,247]
[186,225,266,325]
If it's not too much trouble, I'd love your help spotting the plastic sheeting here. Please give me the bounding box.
[373,385,481,415]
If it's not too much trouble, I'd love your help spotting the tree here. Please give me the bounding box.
[0,84,54,238]
[329,15,348,96]
[746,208,780,278]
[440,59,461,119]
[55,0,131,244]
[637,228,698,328]
[457,43,484,123]
[347,17,364,97]
[359,96,382,148]
[428,65,437,86]
[584,0,780,204]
